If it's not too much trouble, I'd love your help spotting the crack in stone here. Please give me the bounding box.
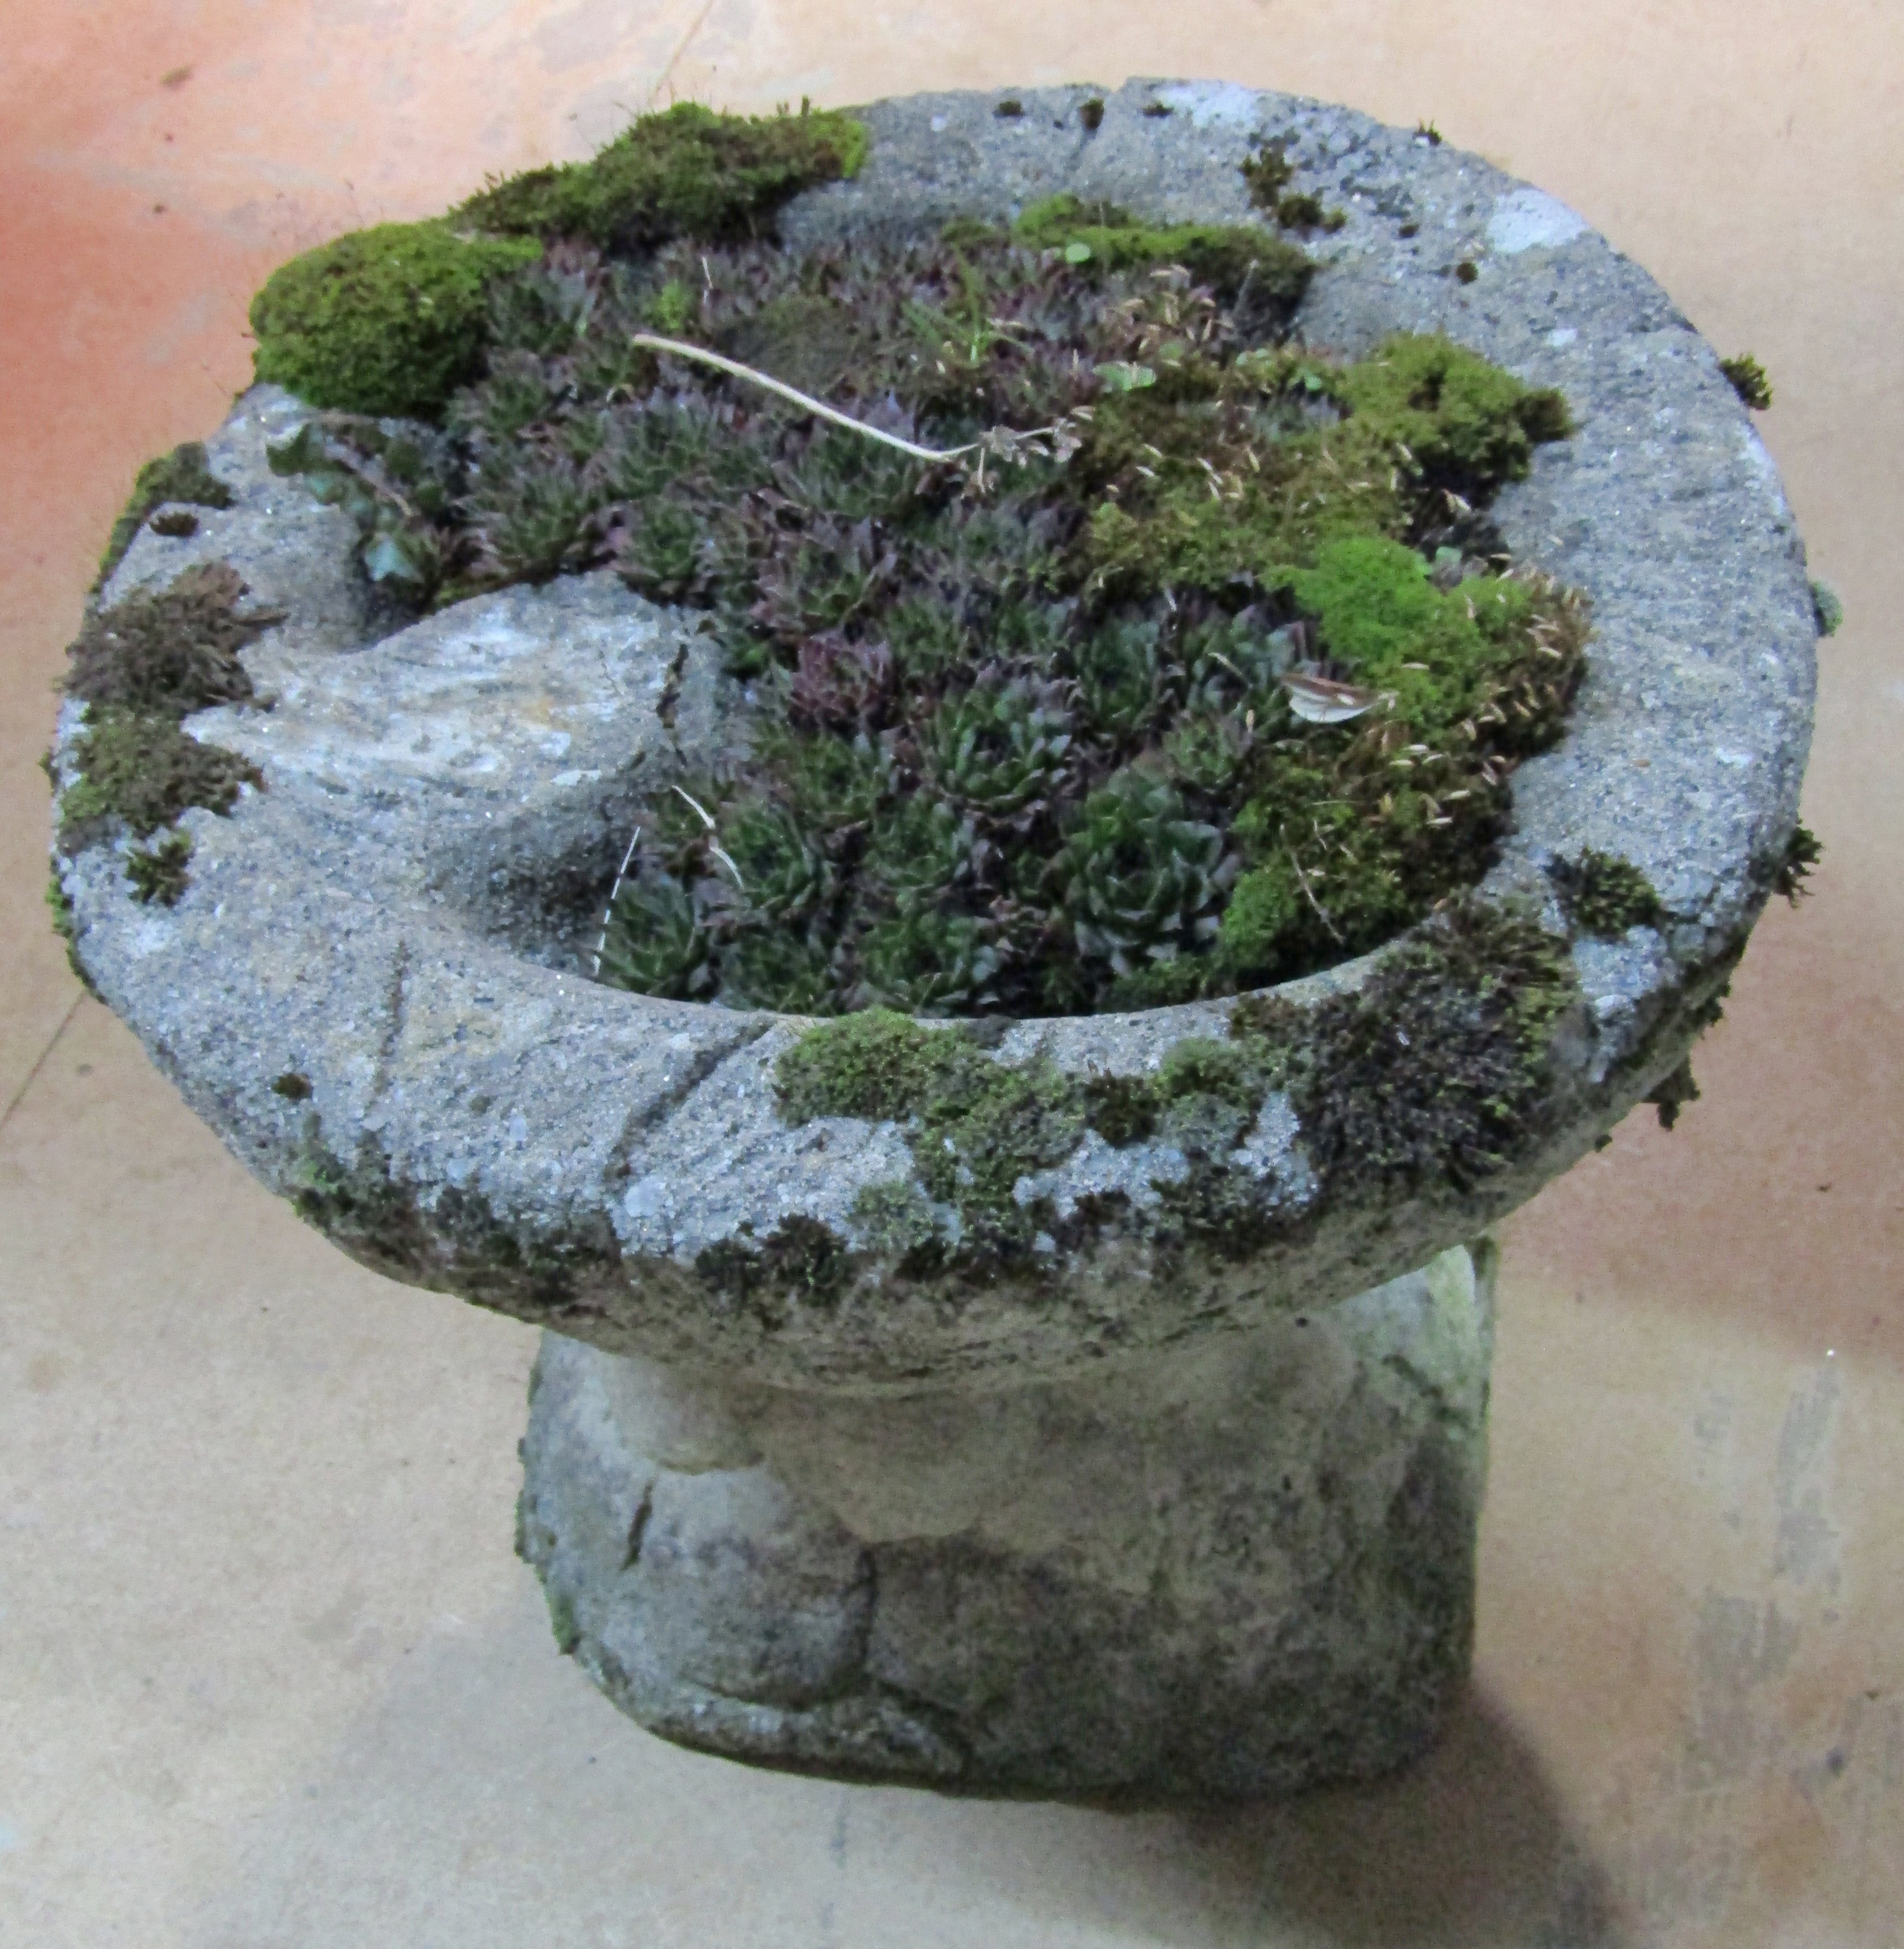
[607,1019,775,1177]
[368,936,410,1112]
[623,1485,653,1571]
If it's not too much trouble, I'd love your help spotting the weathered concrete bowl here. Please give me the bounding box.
[55,81,1817,1799]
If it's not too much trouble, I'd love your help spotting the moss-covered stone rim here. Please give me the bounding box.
[54,84,1815,1381]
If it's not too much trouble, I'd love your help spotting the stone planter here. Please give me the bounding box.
[53,81,1818,1800]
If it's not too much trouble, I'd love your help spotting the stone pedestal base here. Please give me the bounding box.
[517,1242,1495,1800]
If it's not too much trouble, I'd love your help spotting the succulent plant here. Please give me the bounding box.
[924,675,1075,823]
[1056,770,1232,976]
[1074,613,1166,738]
[856,911,1003,1015]
[717,923,838,1012]
[596,872,709,998]
[721,799,837,923]
[278,182,1585,1018]
[861,797,983,913]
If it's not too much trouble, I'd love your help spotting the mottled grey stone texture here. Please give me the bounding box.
[50,80,1819,1795]
[520,1242,1495,1796]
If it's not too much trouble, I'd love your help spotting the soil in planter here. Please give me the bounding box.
[260,106,1587,1017]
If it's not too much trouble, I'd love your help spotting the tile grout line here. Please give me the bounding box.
[0,992,84,1135]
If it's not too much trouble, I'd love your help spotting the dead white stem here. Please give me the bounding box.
[592,826,643,976]
[1286,846,1344,944]
[670,784,745,890]
[629,332,1069,464]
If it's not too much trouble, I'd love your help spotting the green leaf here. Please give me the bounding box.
[265,424,320,476]
[1094,360,1155,392]
[362,531,421,586]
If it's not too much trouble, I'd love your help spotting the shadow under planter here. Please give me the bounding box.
[50,80,1817,1800]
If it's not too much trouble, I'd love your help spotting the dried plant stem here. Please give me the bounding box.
[670,783,746,889]
[628,332,1065,463]
[592,826,643,976]
[1287,846,1344,943]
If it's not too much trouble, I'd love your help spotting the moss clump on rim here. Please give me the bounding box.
[1644,1056,1700,1131]
[95,442,233,590]
[56,707,260,859]
[1228,896,1579,1197]
[1240,141,1347,233]
[64,562,267,715]
[774,1006,1265,1256]
[695,1214,853,1315]
[454,100,868,251]
[1548,849,1665,939]
[1720,353,1772,410]
[1772,821,1822,903]
[1010,193,1313,307]
[125,831,195,907]
[769,896,1581,1270]
[44,869,102,996]
[250,221,542,419]
[55,563,279,898]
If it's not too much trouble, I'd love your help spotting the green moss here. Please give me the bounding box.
[774,1007,972,1123]
[1549,850,1664,938]
[1720,353,1772,410]
[1810,579,1843,638]
[64,562,277,715]
[125,832,193,907]
[1011,193,1311,306]
[250,220,541,417]
[1080,1072,1159,1146]
[1279,536,1562,736]
[1154,1034,1265,1111]
[1200,537,1585,988]
[545,1584,581,1655]
[454,101,867,253]
[1772,821,1822,904]
[695,1215,852,1314]
[271,1071,313,1100]
[1644,1056,1699,1130]
[1324,332,1571,491]
[1078,335,1569,605]
[769,904,1578,1263]
[44,870,101,999]
[1239,142,1347,233]
[775,1010,1083,1250]
[57,707,260,855]
[849,1178,944,1259]
[287,1123,620,1310]
[56,566,280,900]
[1231,897,1578,1196]
[95,442,233,589]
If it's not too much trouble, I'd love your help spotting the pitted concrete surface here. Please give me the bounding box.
[519,1244,1496,1796]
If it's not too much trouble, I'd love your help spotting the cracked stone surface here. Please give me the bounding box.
[520,1241,1497,1796]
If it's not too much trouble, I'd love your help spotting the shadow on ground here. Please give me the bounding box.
[188,1574,1616,1949]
